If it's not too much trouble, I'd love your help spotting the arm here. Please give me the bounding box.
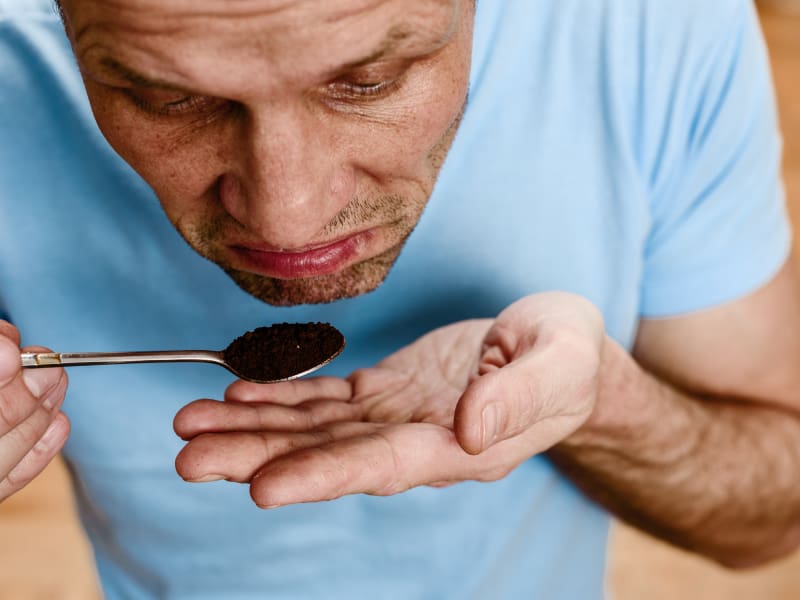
[550,257,800,568]
[0,321,70,502]
[174,260,800,569]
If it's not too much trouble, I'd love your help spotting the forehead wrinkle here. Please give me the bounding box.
[331,1,459,71]
[321,0,395,23]
[71,0,456,42]
[71,0,460,99]
[69,0,307,42]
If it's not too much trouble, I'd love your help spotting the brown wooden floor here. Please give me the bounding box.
[0,6,798,600]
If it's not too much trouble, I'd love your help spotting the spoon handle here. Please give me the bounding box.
[20,350,224,368]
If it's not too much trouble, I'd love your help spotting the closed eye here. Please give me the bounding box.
[327,78,402,100]
[123,88,227,117]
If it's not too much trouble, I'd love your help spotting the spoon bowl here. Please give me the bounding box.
[20,322,345,384]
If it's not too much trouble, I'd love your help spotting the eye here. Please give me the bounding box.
[124,88,224,116]
[327,78,402,99]
[324,60,411,102]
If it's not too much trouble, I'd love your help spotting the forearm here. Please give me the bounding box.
[549,336,800,568]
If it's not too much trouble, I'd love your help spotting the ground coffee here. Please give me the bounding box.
[223,322,345,382]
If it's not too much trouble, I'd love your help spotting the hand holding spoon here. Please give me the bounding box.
[20,322,345,383]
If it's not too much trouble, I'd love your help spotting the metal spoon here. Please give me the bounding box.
[20,322,345,384]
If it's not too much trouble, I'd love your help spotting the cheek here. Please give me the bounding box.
[344,83,468,189]
[350,41,471,178]
[83,81,223,215]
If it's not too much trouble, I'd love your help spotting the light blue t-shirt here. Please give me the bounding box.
[0,1,790,598]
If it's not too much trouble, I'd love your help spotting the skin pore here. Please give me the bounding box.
[60,0,473,305]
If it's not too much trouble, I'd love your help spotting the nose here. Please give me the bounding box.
[219,102,355,249]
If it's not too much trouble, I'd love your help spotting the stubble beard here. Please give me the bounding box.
[179,192,419,306]
[224,242,407,306]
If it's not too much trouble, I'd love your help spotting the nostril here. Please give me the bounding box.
[217,173,246,222]
[212,158,355,248]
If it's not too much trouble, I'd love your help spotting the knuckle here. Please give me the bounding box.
[298,402,322,429]
[0,389,41,439]
[260,430,332,462]
[4,464,34,490]
[367,433,407,496]
[370,469,404,496]
[0,477,22,498]
[478,464,513,483]
[513,379,541,428]
[0,321,20,346]
[0,398,22,434]
[10,415,46,453]
[255,404,287,430]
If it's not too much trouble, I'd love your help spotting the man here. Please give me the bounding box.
[1,0,799,597]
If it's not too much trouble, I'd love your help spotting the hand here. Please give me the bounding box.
[174,292,605,507]
[0,321,69,502]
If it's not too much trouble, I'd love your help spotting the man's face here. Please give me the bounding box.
[62,0,473,305]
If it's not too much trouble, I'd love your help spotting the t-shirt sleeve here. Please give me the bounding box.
[639,0,791,318]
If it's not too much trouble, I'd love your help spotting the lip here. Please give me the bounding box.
[229,230,375,279]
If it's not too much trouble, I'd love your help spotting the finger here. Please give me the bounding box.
[427,480,459,489]
[174,397,364,440]
[20,345,66,398]
[0,320,21,345]
[0,412,70,501]
[454,327,598,455]
[0,350,66,438]
[0,374,68,476]
[175,422,377,483]
[225,376,352,406]
[0,324,22,386]
[249,423,500,508]
[453,358,542,455]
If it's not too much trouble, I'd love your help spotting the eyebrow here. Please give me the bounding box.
[95,56,187,90]
[338,25,415,71]
[326,20,456,80]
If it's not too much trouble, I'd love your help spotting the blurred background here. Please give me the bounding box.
[0,3,798,599]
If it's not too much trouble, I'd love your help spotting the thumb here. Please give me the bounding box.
[454,355,544,455]
[0,322,22,387]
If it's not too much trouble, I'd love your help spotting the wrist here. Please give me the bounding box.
[559,335,699,453]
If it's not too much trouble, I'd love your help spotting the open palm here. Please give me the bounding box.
[174,293,603,508]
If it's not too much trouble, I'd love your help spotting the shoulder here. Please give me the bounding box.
[595,0,753,64]
[608,0,749,34]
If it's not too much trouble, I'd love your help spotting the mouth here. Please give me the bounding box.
[228,229,377,280]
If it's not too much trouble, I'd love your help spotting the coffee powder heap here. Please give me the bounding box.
[223,322,345,382]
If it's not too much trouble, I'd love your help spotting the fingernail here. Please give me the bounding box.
[480,404,502,451]
[22,368,59,399]
[192,474,224,483]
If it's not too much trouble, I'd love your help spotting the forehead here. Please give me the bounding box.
[66,0,460,96]
[66,0,452,32]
